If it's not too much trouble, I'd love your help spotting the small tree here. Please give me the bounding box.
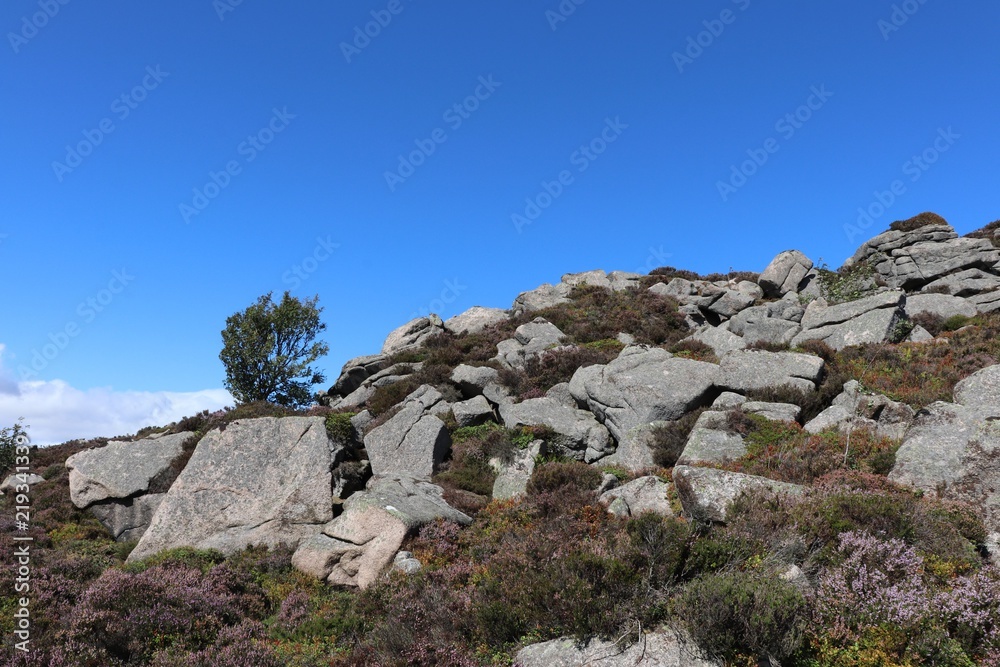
[0,418,30,476]
[219,292,329,408]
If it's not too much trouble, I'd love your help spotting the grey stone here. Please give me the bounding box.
[495,318,566,370]
[393,551,423,575]
[492,441,544,500]
[365,388,451,480]
[706,290,756,318]
[759,250,814,297]
[686,326,746,357]
[968,290,1000,314]
[608,271,642,291]
[602,422,665,472]
[89,493,165,542]
[718,349,824,394]
[906,325,935,343]
[799,290,905,331]
[677,411,745,466]
[712,392,747,409]
[922,269,1000,297]
[328,354,390,398]
[444,306,508,335]
[381,315,445,355]
[0,473,45,492]
[562,269,612,289]
[332,460,371,499]
[792,306,906,351]
[873,237,1000,290]
[347,475,472,530]
[734,280,764,300]
[905,293,977,320]
[128,417,334,562]
[545,382,578,408]
[678,303,707,329]
[742,319,801,347]
[742,401,801,422]
[673,465,804,524]
[600,476,674,517]
[334,384,375,411]
[452,395,494,427]
[451,364,500,398]
[569,346,719,443]
[512,282,572,315]
[500,397,612,462]
[350,410,373,436]
[516,629,720,667]
[66,432,191,509]
[954,365,1000,416]
[848,224,957,266]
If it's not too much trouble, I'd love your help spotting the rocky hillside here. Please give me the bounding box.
[7,213,1000,666]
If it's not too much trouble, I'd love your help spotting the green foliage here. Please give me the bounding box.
[219,291,329,408]
[0,417,29,476]
[673,569,808,663]
[527,461,602,495]
[816,259,880,304]
[324,412,356,443]
[124,546,228,573]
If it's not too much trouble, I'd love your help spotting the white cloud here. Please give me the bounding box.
[0,346,233,445]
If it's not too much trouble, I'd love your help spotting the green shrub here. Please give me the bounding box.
[527,461,602,495]
[324,412,356,443]
[651,408,705,468]
[943,314,973,331]
[817,260,879,304]
[673,569,808,663]
[889,211,948,232]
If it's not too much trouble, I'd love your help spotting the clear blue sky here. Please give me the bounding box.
[2,0,998,443]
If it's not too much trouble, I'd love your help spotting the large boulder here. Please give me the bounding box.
[847,221,957,267]
[921,269,1000,297]
[495,318,566,370]
[327,354,390,399]
[444,306,509,335]
[381,315,445,354]
[599,476,674,517]
[805,380,914,440]
[364,386,451,480]
[492,440,545,500]
[602,422,665,472]
[954,365,1000,413]
[128,417,334,562]
[718,350,824,394]
[673,465,803,523]
[88,494,166,542]
[512,282,572,315]
[499,397,612,462]
[452,395,494,427]
[0,473,45,493]
[676,411,745,466]
[292,476,470,589]
[65,432,192,508]
[791,291,907,351]
[904,293,977,320]
[685,326,746,357]
[516,628,720,667]
[569,347,719,443]
[758,250,814,297]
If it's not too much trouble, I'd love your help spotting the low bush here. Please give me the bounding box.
[890,211,948,232]
[527,461,602,496]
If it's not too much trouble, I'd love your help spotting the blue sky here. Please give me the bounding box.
[1,0,998,443]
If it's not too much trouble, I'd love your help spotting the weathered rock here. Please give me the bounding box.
[734,280,764,301]
[742,319,801,347]
[365,387,451,480]
[516,628,720,667]
[848,223,957,266]
[906,325,935,343]
[512,282,572,315]
[792,292,907,350]
[602,422,665,471]
[328,354,390,398]
[677,411,745,466]
[921,269,1000,297]
[452,395,494,427]
[798,291,904,331]
[393,551,423,575]
[706,289,756,318]
[607,271,642,291]
[545,382,578,408]
[954,365,1000,416]
[806,380,914,440]
[904,293,977,320]
[600,476,674,517]
[451,364,500,398]
[492,440,544,500]
[968,290,1000,314]
[348,475,472,529]
[569,347,719,443]
[332,460,371,499]
[742,401,801,422]
[562,269,612,290]
[495,318,566,370]
[673,465,803,523]
[718,350,824,394]
[500,397,612,462]
[759,250,814,297]
[381,315,445,354]
[66,432,191,509]
[89,494,165,542]
[0,473,45,492]
[444,306,509,335]
[712,392,747,409]
[128,417,334,562]
[686,326,746,357]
